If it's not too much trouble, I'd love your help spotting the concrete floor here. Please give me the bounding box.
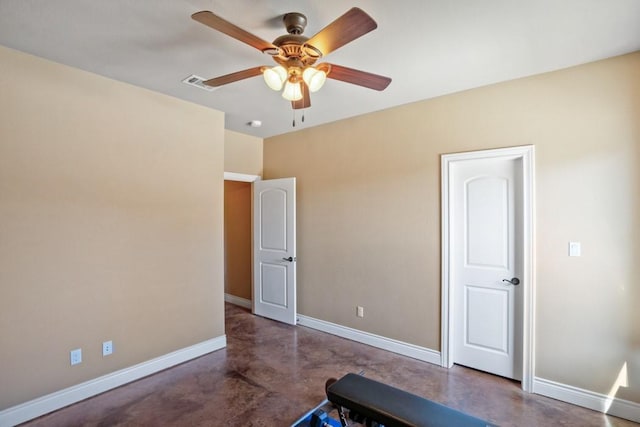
[21,303,638,426]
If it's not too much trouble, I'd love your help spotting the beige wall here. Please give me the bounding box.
[224,181,252,300]
[264,52,640,403]
[0,47,226,410]
[225,130,263,176]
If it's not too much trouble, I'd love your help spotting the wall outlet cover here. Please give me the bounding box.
[102,340,113,356]
[70,348,82,365]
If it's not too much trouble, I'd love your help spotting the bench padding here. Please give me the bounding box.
[326,373,495,427]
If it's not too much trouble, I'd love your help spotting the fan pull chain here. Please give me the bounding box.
[291,110,306,127]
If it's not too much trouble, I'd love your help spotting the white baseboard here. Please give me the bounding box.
[224,293,252,309]
[533,377,640,423]
[297,314,441,365]
[0,336,227,427]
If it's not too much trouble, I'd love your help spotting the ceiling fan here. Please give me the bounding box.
[191,7,392,110]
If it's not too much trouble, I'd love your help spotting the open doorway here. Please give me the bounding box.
[223,172,260,308]
[223,173,298,324]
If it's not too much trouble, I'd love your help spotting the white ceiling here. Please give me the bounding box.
[1,0,639,138]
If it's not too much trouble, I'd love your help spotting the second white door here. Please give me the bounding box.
[452,156,523,380]
[253,178,297,325]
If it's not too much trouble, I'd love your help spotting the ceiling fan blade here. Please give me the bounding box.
[305,8,377,57]
[192,11,277,53]
[292,82,311,110]
[204,66,265,87]
[324,63,391,91]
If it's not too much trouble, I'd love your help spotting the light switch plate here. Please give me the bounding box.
[569,241,581,257]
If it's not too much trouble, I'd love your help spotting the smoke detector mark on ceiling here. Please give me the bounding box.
[182,75,217,92]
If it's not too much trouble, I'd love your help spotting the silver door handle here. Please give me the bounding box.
[282,256,296,262]
[502,277,520,286]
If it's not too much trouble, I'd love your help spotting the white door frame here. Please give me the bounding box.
[441,145,535,392]
[224,172,261,183]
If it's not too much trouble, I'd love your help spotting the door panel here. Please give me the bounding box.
[260,189,287,250]
[453,157,522,380]
[465,286,509,353]
[253,178,296,325]
[466,177,509,269]
[260,263,287,306]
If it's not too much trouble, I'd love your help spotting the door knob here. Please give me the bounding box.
[502,277,520,286]
[282,256,296,262]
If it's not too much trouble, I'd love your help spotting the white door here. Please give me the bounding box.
[451,157,523,380]
[253,178,297,325]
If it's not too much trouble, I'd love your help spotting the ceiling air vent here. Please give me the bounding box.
[182,75,217,92]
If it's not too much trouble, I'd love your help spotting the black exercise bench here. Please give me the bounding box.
[326,373,496,427]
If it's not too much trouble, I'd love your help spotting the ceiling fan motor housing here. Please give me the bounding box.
[271,32,319,76]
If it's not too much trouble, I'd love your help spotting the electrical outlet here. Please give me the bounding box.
[70,348,82,366]
[356,306,364,318]
[102,340,113,356]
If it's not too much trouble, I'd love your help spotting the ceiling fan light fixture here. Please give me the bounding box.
[302,67,327,92]
[282,80,303,101]
[263,65,287,91]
